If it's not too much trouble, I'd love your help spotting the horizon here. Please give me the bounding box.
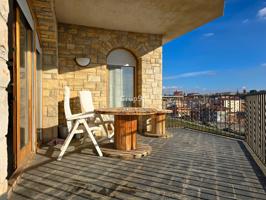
[163,0,266,94]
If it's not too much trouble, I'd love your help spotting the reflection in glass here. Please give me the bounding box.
[36,52,42,143]
[19,14,32,149]
[122,67,134,107]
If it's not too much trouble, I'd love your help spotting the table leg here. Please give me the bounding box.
[114,115,137,151]
[152,113,166,136]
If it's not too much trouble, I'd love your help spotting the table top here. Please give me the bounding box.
[156,109,173,114]
[95,107,172,116]
[95,107,158,116]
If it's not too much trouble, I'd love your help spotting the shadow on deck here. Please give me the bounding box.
[9,128,266,200]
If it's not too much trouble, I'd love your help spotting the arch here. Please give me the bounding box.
[107,48,137,107]
[107,48,136,66]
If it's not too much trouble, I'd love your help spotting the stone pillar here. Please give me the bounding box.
[32,0,59,143]
[140,47,162,109]
[138,47,163,133]
[0,0,10,197]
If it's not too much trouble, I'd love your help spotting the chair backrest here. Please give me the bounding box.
[79,90,95,117]
[64,86,73,131]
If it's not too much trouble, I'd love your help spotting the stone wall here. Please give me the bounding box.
[0,0,10,196]
[58,23,163,125]
[32,0,58,143]
[140,48,162,108]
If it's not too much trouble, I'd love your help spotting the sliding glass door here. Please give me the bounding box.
[107,48,136,108]
[15,8,33,167]
[109,66,134,107]
[36,51,42,145]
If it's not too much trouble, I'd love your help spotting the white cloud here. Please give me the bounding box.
[261,63,266,67]
[163,86,177,89]
[162,86,183,95]
[164,70,216,80]
[257,7,266,20]
[242,19,249,24]
[203,33,215,37]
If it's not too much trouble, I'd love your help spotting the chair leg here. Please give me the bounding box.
[83,119,103,157]
[57,120,79,161]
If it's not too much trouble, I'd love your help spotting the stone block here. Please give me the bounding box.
[0,19,8,61]
[0,89,8,138]
[0,0,9,21]
[87,75,101,82]
[43,116,58,128]
[47,106,57,117]
[67,44,75,49]
[0,138,7,181]
[43,96,58,106]
[0,59,10,88]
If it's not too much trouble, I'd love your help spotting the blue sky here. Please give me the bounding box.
[163,0,266,94]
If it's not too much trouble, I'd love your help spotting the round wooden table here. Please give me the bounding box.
[145,109,173,138]
[95,107,156,159]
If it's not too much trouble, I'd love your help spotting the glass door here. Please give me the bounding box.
[15,8,33,167]
[36,51,42,145]
[109,66,134,107]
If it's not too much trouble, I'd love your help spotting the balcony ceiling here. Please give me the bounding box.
[55,0,224,43]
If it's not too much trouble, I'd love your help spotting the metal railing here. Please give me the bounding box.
[245,92,266,165]
[163,93,246,139]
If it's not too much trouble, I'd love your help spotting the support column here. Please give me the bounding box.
[0,0,10,196]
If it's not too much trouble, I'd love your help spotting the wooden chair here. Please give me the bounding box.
[57,86,103,161]
[79,90,114,141]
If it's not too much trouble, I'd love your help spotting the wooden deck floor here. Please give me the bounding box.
[9,128,266,200]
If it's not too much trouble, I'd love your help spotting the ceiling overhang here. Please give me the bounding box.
[55,0,224,44]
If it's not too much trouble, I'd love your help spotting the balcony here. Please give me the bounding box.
[9,128,266,199]
[4,1,266,199]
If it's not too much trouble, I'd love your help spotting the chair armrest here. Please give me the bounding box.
[83,111,95,115]
[94,114,114,123]
[66,113,94,121]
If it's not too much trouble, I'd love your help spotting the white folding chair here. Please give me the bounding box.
[79,90,114,141]
[57,86,103,161]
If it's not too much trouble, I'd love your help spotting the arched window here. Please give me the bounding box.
[107,49,136,107]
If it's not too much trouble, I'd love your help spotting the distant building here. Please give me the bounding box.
[187,92,201,97]
[216,111,226,123]
[221,97,243,113]
[163,91,245,126]
[173,90,184,97]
